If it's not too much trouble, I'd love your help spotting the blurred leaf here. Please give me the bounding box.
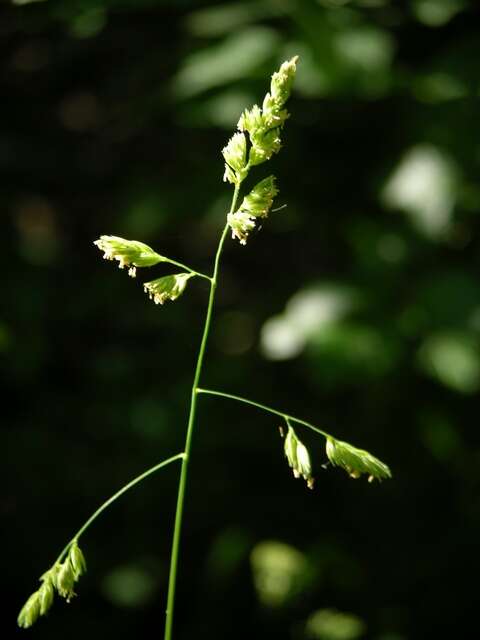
[250,540,312,607]
[413,72,467,103]
[172,27,280,98]
[206,527,252,582]
[69,7,107,38]
[185,2,272,37]
[412,0,466,27]
[308,323,399,384]
[305,608,366,640]
[418,331,480,393]
[261,284,359,361]
[201,90,256,128]
[419,411,463,462]
[382,145,458,240]
[417,271,480,329]
[101,564,158,608]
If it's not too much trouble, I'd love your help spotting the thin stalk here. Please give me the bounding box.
[163,257,212,282]
[196,387,332,439]
[54,453,184,565]
[164,184,240,640]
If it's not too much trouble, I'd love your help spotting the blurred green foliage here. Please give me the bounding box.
[3,0,480,639]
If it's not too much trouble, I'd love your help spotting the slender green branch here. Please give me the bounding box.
[164,184,240,640]
[164,257,212,282]
[54,453,185,565]
[196,388,332,439]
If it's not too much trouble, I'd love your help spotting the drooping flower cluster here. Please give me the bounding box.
[326,436,392,482]
[143,273,194,305]
[94,235,199,307]
[18,540,87,629]
[94,235,164,277]
[283,424,314,489]
[228,176,278,244]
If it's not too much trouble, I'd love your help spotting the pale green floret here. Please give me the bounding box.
[70,540,87,580]
[227,210,256,245]
[222,132,248,184]
[39,579,55,616]
[237,104,263,135]
[261,93,289,129]
[228,176,278,245]
[284,425,314,489]
[295,441,313,486]
[56,560,76,600]
[223,163,237,185]
[326,437,392,482]
[284,426,298,470]
[143,273,194,306]
[270,56,298,107]
[240,176,278,218]
[17,591,41,629]
[94,235,164,277]
[249,129,282,166]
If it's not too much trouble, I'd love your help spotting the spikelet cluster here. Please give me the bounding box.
[326,437,392,482]
[143,273,194,305]
[222,56,297,183]
[236,56,298,169]
[94,235,164,277]
[18,540,87,629]
[228,176,278,244]
[283,425,314,489]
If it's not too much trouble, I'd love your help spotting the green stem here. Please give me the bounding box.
[164,184,240,640]
[196,388,332,439]
[54,453,185,565]
[163,258,212,282]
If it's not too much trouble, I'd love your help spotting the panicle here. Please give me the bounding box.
[227,210,256,246]
[56,559,75,601]
[143,273,194,306]
[240,176,278,218]
[223,56,299,179]
[17,592,41,629]
[17,540,88,628]
[227,176,278,245]
[283,425,314,489]
[94,235,164,277]
[70,539,87,580]
[325,437,392,482]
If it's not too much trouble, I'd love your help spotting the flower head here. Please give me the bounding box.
[283,425,314,489]
[143,273,194,305]
[18,592,41,629]
[235,56,298,170]
[240,176,278,218]
[17,540,88,628]
[227,210,256,245]
[270,56,298,109]
[222,132,248,184]
[228,176,279,245]
[94,235,164,277]
[326,437,391,482]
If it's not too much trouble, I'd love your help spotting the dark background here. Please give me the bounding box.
[3,1,480,639]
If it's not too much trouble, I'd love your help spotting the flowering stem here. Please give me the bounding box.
[53,453,185,566]
[164,184,240,640]
[196,388,333,440]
